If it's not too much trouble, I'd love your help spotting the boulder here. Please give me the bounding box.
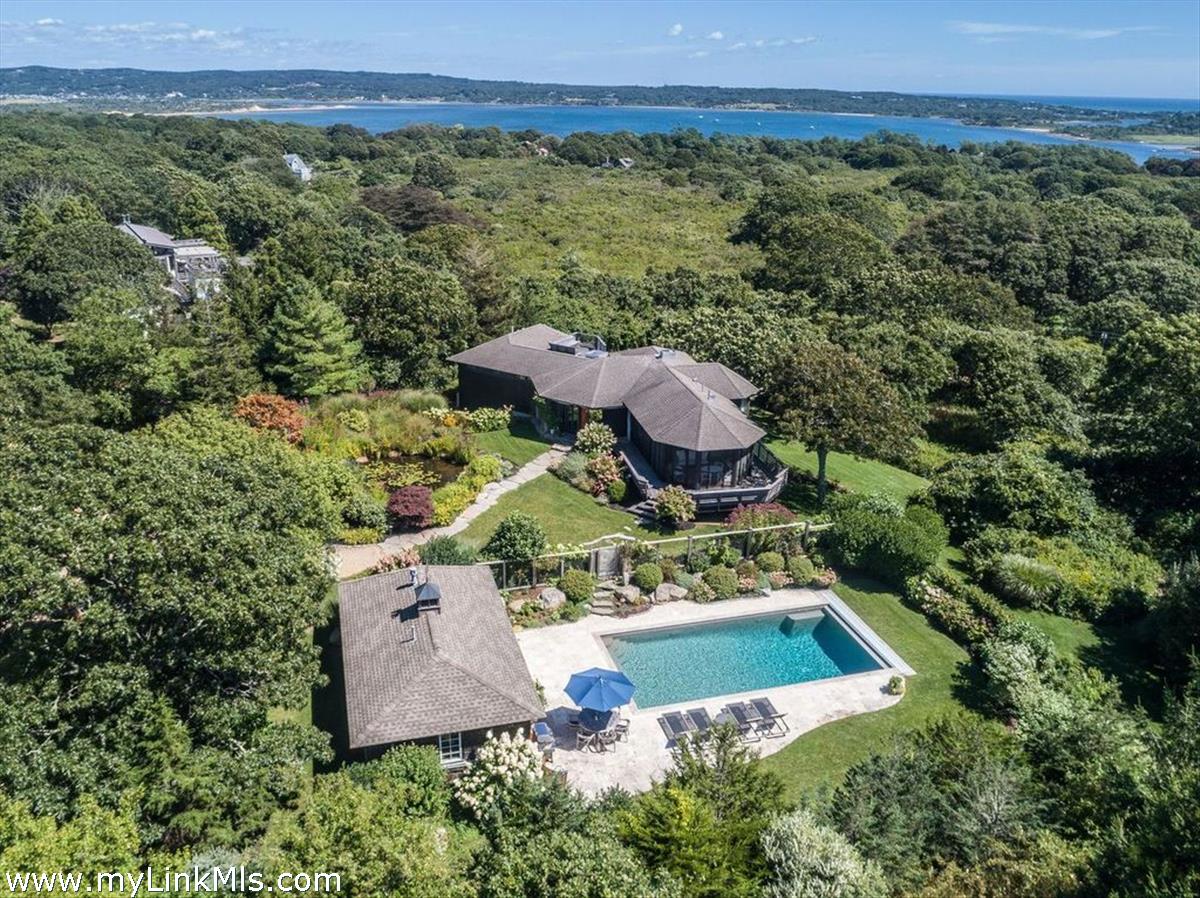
[654,582,687,604]
[508,597,527,614]
[614,585,641,605]
[539,587,567,610]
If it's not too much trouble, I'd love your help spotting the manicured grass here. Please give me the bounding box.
[472,419,551,466]
[760,574,973,800]
[459,473,664,547]
[767,440,929,505]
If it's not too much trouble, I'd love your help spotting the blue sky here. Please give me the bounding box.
[2,0,1197,99]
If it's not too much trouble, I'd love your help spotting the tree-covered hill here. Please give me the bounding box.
[0,64,1148,126]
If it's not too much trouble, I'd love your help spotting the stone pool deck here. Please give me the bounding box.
[516,587,913,795]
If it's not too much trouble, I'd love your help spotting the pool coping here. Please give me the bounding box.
[588,592,914,711]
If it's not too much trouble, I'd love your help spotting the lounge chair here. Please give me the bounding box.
[751,697,790,735]
[613,716,630,742]
[685,707,714,739]
[722,704,762,742]
[658,711,696,745]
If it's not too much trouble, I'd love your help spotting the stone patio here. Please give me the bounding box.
[516,587,913,795]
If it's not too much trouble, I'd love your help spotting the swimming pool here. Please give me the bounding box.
[603,608,884,708]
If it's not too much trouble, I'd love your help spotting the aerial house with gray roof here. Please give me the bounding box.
[449,325,788,511]
[338,565,543,768]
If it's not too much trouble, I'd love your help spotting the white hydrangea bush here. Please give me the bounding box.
[453,729,543,819]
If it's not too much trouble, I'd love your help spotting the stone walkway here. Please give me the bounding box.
[332,445,569,578]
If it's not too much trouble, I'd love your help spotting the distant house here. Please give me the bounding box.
[283,153,313,182]
[339,565,543,768]
[450,325,788,511]
[116,217,224,301]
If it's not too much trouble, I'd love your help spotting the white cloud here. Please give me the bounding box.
[729,36,816,51]
[34,18,63,26]
[707,30,724,40]
[667,23,683,36]
[949,20,1155,41]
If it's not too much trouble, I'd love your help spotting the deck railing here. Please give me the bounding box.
[477,519,831,592]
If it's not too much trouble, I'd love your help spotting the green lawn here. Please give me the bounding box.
[767,440,930,505]
[459,473,664,547]
[1010,608,1162,719]
[761,575,974,800]
[472,419,551,466]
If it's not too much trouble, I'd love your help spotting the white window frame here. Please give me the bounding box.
[437,732,463,764]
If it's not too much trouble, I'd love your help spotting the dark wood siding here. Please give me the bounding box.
[457,364,536,413]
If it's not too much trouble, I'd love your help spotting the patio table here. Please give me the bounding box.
[578,708,615,732]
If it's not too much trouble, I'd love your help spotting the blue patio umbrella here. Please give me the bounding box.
[565,667,636,711]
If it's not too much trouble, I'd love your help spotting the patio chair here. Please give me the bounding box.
[723,703,763,742]
[685,708,714,740]
[613,715,630,742]
[658,711,695,746]
[575,730,597,752]
[751,697,790,735]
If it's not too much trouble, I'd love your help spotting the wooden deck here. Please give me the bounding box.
[618,441,788,512]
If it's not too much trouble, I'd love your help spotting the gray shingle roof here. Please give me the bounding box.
[117,221,176,250]
[449,325,763,451]
[339,566,542,750]
[624,365,766,451]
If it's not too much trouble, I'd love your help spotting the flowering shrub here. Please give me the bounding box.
[768,570,790,589]
[234,393,306,444]
[372,546,421,573]
[552,451,592,491]
[575,422,616,457]
[388,485,434,530]
[654,485,697,526]
[421,404,512,432]
[454,730,543,820]
[725,502,796,554]
[466,405,512,432]
[688,579,716,603]
[585,453,623,496]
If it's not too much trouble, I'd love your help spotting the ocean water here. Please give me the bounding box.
[603,610,881,709]
[218,102,1197,164]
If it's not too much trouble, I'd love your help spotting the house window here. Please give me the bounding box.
[437,732,463,764]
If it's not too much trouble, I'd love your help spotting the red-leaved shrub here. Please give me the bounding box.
[388,485,434,530]
[234,393,306,444]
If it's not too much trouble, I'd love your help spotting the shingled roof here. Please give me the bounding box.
[449,325,763,451]
[339,566,542,750]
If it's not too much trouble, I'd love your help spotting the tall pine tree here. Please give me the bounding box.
[265,282,366,398]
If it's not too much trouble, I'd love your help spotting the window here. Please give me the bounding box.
[437,732,463,764]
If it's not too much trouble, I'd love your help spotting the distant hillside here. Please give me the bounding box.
[0,65,1128,126]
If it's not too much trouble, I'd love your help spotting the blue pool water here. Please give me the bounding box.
[604,610,882,709]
